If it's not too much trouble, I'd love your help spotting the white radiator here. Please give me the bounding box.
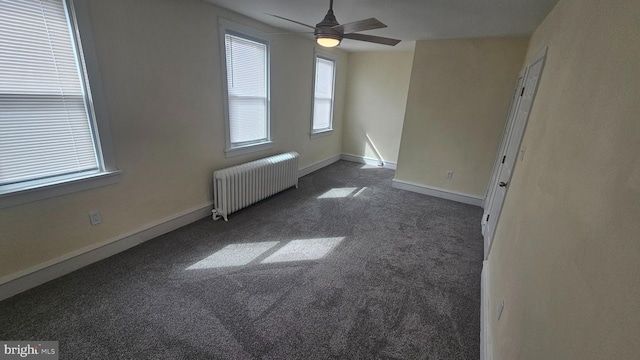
[212,152,299,221]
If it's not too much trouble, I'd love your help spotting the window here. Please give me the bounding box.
[0,0,118,208]
[311,50,336,136]
[220,20,271,157]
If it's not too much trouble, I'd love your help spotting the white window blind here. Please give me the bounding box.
[0,0,99,187]
[312,56,335,132]
[224,33,268,145]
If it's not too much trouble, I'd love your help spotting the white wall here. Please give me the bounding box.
[487,0,640,358]
[0,0,347,282]
[395,37,529,197]
[342,51,414,164]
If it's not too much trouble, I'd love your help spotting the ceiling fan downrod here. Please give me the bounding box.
[317,0,339,29]
[268,0,401,47]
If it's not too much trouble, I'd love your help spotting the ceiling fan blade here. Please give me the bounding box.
[332,18,386,34]
[267,14,317,30]
[343,33,401,46]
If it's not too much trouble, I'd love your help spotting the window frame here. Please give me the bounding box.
[219,19,272,158]
[0,0,120,209]
[310,48,337,138]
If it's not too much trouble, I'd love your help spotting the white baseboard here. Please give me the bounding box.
[481,260,492,360]
[298,153,397,178]
[340,153,397,170]
[298,154,342,178]
[384,162,397,170]
[391,179,483,207]
[1,154,346,301]
[0,203,213,301]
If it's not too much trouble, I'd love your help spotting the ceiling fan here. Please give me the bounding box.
[269,0,401,48]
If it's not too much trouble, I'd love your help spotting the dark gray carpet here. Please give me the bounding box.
[0,161,484,359]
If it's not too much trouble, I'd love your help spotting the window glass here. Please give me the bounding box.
[220,21,271,157]
[0,0,118,208]
[0,0,100,187]
[312,56,336,133]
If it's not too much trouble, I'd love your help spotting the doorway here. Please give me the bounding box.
[482,48,547,259]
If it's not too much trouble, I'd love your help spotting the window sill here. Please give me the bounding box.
[0,170,122,209]
[310,129,334,139]
[225,141,273,158]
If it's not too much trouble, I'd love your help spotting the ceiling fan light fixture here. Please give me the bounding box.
[269,0,400,48]
[316,36,341,47]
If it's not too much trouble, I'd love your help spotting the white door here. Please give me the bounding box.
[481,70,526,235]
[484,48,547,259]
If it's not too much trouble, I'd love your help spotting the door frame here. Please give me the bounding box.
[483,47,548,259]
[482,69,526,233]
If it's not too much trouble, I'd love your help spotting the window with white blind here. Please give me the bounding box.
[0,0,118,208]
[219,20,271,157]
[311,51,336,136]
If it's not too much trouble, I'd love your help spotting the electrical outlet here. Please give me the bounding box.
[89,210,101,226]
[497,299,505,320]
[446,171,454,179]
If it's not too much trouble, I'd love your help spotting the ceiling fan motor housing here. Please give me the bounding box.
[269,0,400,47]
[315,9,342,41]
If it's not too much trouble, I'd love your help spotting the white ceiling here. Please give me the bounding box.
[204,0,560,52]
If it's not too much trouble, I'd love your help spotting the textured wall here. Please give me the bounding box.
[0,0,347,280]
[488,0,640,358]
[395,37,529,197]
[342,51,414,164]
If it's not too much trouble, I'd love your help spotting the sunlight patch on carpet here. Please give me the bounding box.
[318,187,358,199]
[352,187,368,197]
[359,164,383,169]
[261,237,344,264]
[187,241,279,269]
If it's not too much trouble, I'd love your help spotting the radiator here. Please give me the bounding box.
[212,152,299,221]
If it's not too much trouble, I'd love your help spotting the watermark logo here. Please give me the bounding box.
[0,342,58,359]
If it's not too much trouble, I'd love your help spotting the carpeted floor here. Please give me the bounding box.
[0,161,484,359]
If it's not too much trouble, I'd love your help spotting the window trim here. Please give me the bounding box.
[0,0,120,209]
[310,48,337,137]
[219,19,272,158]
